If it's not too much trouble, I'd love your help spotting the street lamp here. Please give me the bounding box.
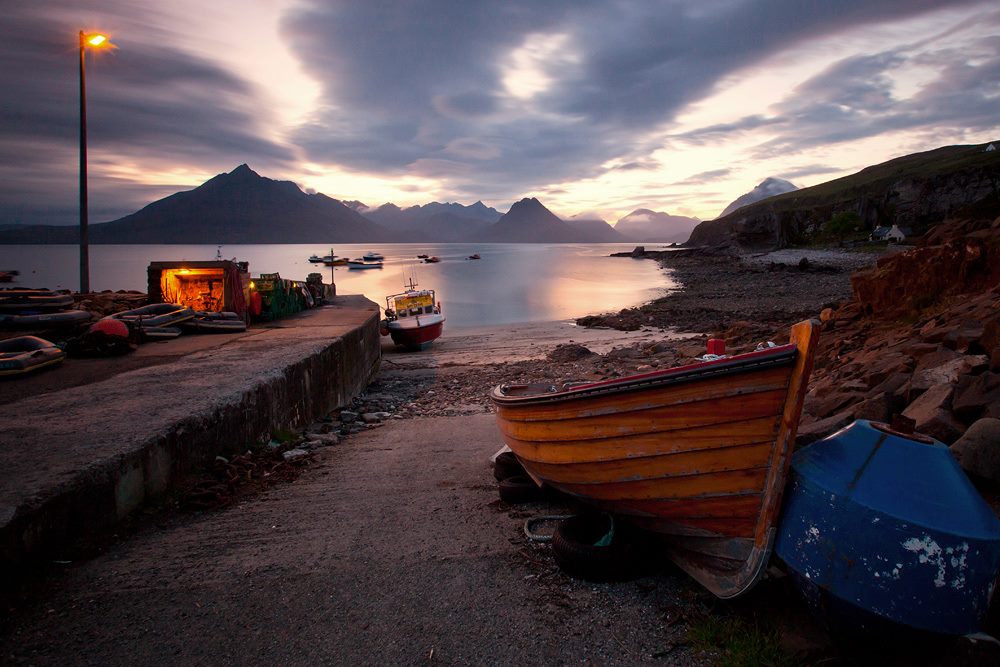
[79,30,114,294]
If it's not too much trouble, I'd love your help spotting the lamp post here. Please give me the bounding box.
[79,31,112,294]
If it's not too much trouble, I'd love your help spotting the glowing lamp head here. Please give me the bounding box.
[249,281,256,290]
[81,31,115,50]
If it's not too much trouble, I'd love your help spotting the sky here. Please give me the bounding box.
[1,0,998,227]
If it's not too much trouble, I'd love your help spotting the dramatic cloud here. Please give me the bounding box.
[0,0,997,225]
[0,2,294,225]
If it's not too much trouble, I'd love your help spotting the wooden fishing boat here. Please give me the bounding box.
[380,278,444,351]
[490,319,819,598]
[362,251,384,261]
[775,418,1000,635]
[423,256,440,263]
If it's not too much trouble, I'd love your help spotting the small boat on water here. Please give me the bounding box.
[0,335,65,376]
[774,418,1000,636]
[380,278,445,351]
[423,256,440,263]
[347,260,383,270]
[0,289,75,312]
[308,254,328,263]
[0,270,18,283]
[490,319,819,598]
[416,254,429,259]
[362,251,385,261]
[466,254,480,260]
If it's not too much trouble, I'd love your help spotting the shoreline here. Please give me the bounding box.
[576,246,888,344]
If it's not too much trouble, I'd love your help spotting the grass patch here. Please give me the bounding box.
[688,614,798,667]
[269,428,299,444]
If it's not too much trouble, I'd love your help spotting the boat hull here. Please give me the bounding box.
[491,319,819,598]
[775,419,1000,635]
[387,318,444,350]
[0,335,65,376]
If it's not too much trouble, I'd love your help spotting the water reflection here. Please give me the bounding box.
[0,243,675,328]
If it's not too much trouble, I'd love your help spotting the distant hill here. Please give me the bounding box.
[564,217,627,243]
[0,165,389,244]
[613,209,701,243]
[719,177,798,217]
[365,200,501,242]
[476,197,582,243]
[688,141,1000,250]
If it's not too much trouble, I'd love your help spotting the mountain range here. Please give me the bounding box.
[2,140,995,247]
[0,166,689,245]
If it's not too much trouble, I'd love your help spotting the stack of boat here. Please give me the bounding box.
[0,289,92,330]
[106,304,246,339]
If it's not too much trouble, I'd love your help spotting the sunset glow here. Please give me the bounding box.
[2,1,998,226]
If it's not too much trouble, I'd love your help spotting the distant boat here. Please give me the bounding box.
[466,254,480,260]
[491,320,819,599]
[423,256,440,263]
[380,278,444,351]
[0,270,18,283]
[416,254,429,259]
[309,253,340,264]
[347,260,383,270]
[362,251,384,261]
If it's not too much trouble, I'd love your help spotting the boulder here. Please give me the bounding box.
[950,418,1000,485]
[907,354,989,402]
[852,392,902,423]
[795,410,854,448]
[952,371,1000,422]
[902,383,964,444]
[548,343,595,362]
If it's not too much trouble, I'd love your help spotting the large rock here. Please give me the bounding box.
[952,371,1000,422]
[950,418,1000,485]
[902,383,964,444]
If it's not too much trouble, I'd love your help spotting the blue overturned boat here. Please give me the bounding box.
[775,419,1000,636]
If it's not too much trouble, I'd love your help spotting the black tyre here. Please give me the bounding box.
[551,513,641,582]
[493,451,526,481]
[498,474,545,503]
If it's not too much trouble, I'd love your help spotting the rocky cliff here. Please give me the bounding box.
[688,142,1000,250]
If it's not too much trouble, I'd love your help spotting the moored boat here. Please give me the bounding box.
[466,253,480,260]
[0,335,65,376]
[362,251,385,261]
[490,319,819,598]
[774,418,1000,636]
[423,256,440,263]
[380,278,445,351]
[347,260,383,270]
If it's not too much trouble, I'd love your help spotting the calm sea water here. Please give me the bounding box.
[0,243,675,329]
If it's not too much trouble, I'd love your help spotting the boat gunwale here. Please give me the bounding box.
[491,344,796,406]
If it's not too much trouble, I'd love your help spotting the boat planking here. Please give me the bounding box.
[490,319,819,598]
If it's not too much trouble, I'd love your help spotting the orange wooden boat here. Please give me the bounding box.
[490,319,819,598]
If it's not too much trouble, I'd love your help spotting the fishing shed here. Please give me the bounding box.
[147,260,251,320]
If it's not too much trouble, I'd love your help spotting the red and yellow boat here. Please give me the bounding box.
[380,278,445,351]
[490,319,819,598]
